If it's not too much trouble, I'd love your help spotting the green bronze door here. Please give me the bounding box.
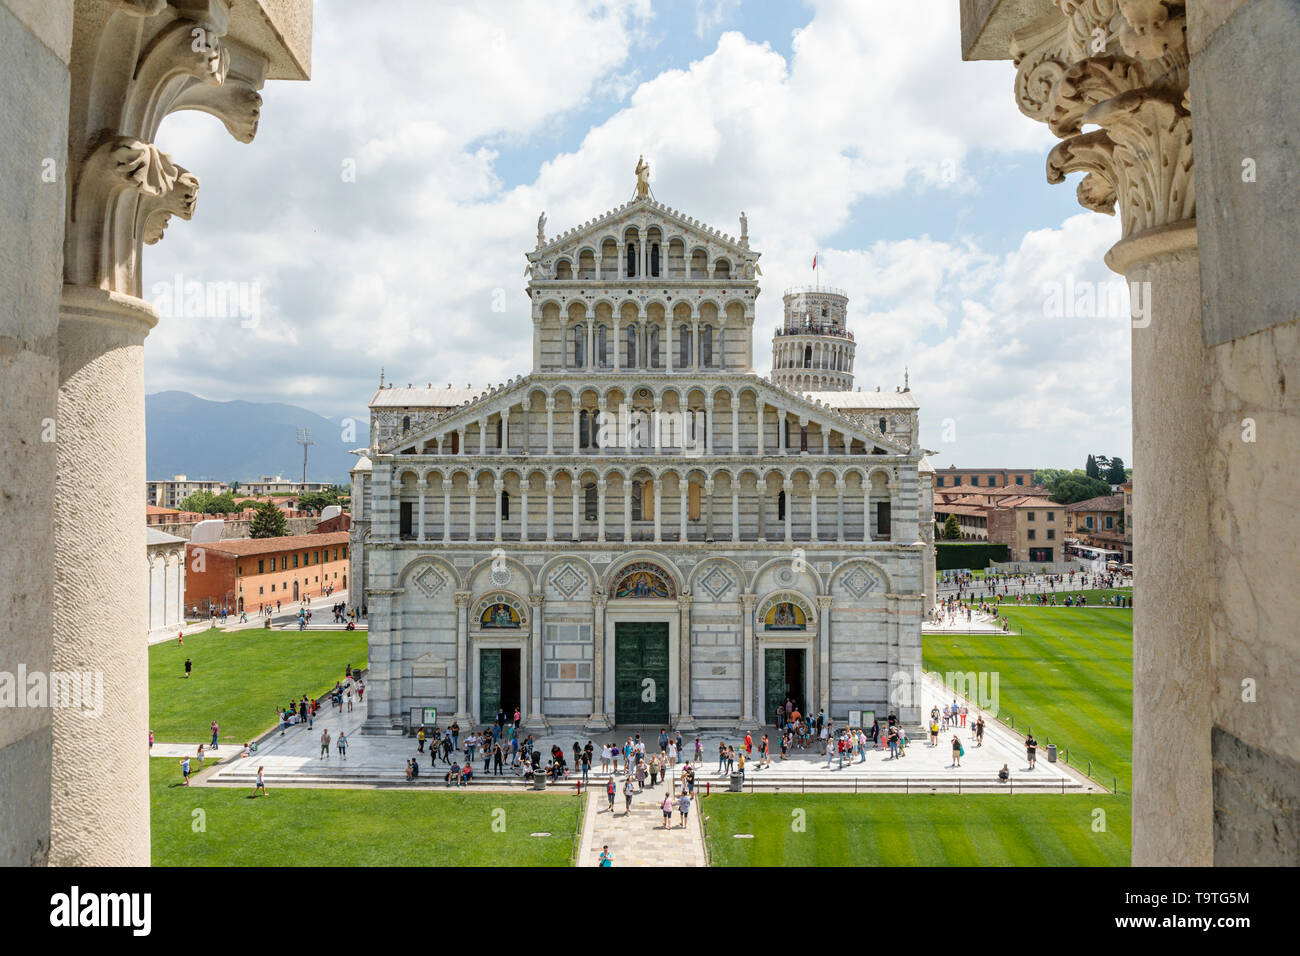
[479,648,502,724]
[765,648,786,724]
[614,622,670,725]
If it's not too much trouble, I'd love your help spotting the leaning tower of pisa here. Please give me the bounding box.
[770,286,856,391]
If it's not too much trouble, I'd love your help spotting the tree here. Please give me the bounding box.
[1085,454,1100,479]
[249,500,289,538]
[178,490,216,513]
[1050,474,1113,504]
[206,492,239,514]
[297,486,345,513]
[942,514,962,540]
[1105,456,1127,484]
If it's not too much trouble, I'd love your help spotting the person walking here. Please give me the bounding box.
[184,657,192,679]
[606,776,616,813]
[678,789,691,829]
[253,765,267,796]
[210,720,220,751]
[1025,733,1038,770]
[320,729,331,759]
[337,731,348,760]
[951,734,963,767]
[599,845,613,867]
[623,777,634,816]
[179,756,191,786]
[661,792,674,830]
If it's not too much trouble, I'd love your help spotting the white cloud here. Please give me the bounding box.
[143,0,1126,467]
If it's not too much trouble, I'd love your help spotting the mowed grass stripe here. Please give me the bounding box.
[705,794,1130,866]
[149,628,367,744]
[151,759,582,866]
[926,606,1132,790]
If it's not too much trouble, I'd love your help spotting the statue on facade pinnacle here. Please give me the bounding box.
[740,210,748,245]
[536,211,546,248]
[635,155,650,197]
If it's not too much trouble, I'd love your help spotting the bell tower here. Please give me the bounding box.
[770,286,855,391]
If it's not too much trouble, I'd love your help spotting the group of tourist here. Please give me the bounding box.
[602,758,696,831]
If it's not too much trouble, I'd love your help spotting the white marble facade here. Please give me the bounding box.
[146,529,186,641]
[354,187,929,733]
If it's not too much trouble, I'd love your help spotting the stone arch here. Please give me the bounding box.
[397,554,462,592]
[604,551,683,598]
[830,557,892,599]
[749,555,824,597]
[755,589,818,632]
[689,556,744,603]
[466,553,534,595]
[539,554,597,603]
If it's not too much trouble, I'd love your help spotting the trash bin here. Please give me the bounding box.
[532,770,547,790]
[729,772,743,792]
[1047,744,1057,763]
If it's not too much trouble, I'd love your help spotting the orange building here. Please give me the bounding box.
[184,532,349,613]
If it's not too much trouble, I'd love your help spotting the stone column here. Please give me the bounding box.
[468,485,478,542]
[810,486,819,542]
[624,480,632,542]
[783,478,793,544]
[417,487,426,540]
[52,287,155,866]
[740,594,758,727]
[571,405,579,453]
[613,319,621,370]
[519,487,528,542]
[835,479,845,543]
[453,591,473,724]
[545,478,556,543]
[493,478,504,542]
[442,487,451,543]
[679,484,688,542]
[525,594,548,732]
[704,398,713,455]
[732,485,740,542]
[545,398,555,454]
[816,596,833,716]
[653,479,662,542]
[586,591,612,730]
[500,406,509,454]
[731,400,740,453]
[597,478,607,542]
[676,595,697,730]
[571,482,580,540]
[478,419,487,455]
[704,478,714,541]
[756,400,765,455]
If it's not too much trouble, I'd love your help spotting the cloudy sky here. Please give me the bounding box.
[146,0,1134,470]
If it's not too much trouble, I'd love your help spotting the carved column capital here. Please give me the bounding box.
[453,591,473,607]
[1011,0,1193,246]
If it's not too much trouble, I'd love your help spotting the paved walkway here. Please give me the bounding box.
[201,675,1095,794]
[576,782,705,867]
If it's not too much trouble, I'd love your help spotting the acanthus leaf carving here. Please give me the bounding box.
[1012,0,1193,237]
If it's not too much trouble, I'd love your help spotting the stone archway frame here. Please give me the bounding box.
[599,553,686,723]
[755,590,818,635]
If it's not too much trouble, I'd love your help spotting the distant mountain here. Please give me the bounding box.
[145,391,369,485]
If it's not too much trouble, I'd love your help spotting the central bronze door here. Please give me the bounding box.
[614,621,670,725]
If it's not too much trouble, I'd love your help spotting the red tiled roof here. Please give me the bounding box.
[187,531,350,557]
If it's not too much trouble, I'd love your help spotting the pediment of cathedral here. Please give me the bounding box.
[527,196,758,280]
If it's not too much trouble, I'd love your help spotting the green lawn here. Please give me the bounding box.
[705,793,1130,866]
[925,605,1133,792]
[149,628,367,744]
[151,759,584,866]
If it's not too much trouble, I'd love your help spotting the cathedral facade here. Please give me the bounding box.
[352,180,933,735]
